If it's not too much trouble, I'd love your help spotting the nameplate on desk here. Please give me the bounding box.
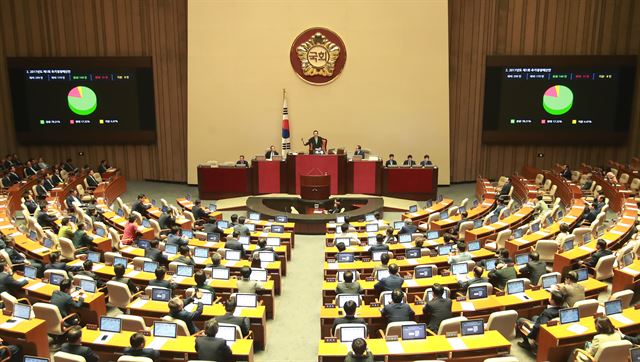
[324,303,336,309]
[365,277,375,282]
[86,324,98,330]
[495,291,505,296]
[370,302,381,308]
[326,277,336,283]
[531,285,541,291]
[415,300,425,305]
[147,337,169,350]
[385,335,398,341]
[395,256,405,260]
[323,337,337,343]
[361,258,371,262]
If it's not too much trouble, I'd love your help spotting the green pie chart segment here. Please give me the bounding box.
[67,86,97,116]
[543,85,573,116]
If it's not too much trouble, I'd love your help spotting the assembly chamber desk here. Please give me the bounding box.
[197,155,438,200]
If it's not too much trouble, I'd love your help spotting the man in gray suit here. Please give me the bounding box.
[519,252,547,285]
[374,264,404,293]
[458,266,488,292]
[215,297,251,336]
[224,231,245,254]
[381,289,415,323]
[399,219,417,235]
[336,271,363,295]
[332,300,366,335]
[422,283,452,332]
[233,216,251,236]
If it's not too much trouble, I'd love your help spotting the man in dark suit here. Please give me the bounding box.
[45,252,82,273]
[1,173,13,187]
[561,165,572,180]
[62,158,76,173]
[76,260,105,288]
[336,271,363,295]
[61,327,99,362]
[235,155,249,167]
[195,319,232,361]
[148,267,175,290]
[517,290,565,352]
[112,264,138,294]
[202,217,225,235]
[353,145,365,157]
[23,161,37,177]
[0,262,28,294]
[374,264,404,293]
[581,175,593,191]
[451,212,469,235]
[131,194,150,217]
[499,178,512,197]
[488,261,517,290]
[419,154,433,167]
[166,227,188,247]
[423,283,452,332]
[168,296,203,335]
[331,300,366,334]
[144,239,169,265]
[51,279,84,326]
[233,216,251,236]
[519,252,547,285]
[265,145,279,160]
[158,209,176,230]
[225,231,245,253]
[458,266,488,292]
[399,219,417,235]
[66,190,82,210]
[385,154,398,167]
[37,204,58,231]
[192,200,209,221]
[43,174,55,191]
[369,234,390,256]
[86,171,99,188]
[72,223,93,252]
[580,239,612,267]
[97,160,110,174]
[403,155,416,167]
[34,179,48,198]
[123,332,160,361]
[23,194,38,215]
[52,169,64,185]
[7,167,20,183]
[381,289,415,323]
[302,130,325,153]
[215,297,251,336]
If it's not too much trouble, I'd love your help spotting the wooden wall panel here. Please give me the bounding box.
[0,0,187,182]
[449,0,640,182]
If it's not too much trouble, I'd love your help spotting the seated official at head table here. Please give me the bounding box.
[385,154,397,167]
[403,155,416,166]
[236,155,249,167]
[353,145,365,157]
[420,154,433,167]
[265,145,279,159]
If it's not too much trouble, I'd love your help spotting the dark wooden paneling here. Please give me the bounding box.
[449,0,640,182]
[0,0,187,182]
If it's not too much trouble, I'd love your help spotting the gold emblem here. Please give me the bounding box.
[296,32,341,77]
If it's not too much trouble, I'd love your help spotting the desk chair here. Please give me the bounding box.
[542,185,557,204]
[53,351,86,362]
[161,316,193,336]
[131,211,143,224]
[619,173,630,185]
[334,323,367,339]
[486,310,518,340]
[448,206,459,217]
[33,302,78,343]
[132,257,152,270]
[108,227,122,250]
[0,346,12,362]
[378,321,417,338]
[0,249,25,269]
[574,299,599,318]
[630,178,640,195]
[496,177,508,189]
[160,198,169,208]
[460,282,493,298]
[119,315,150,332]
[76,184,93,202]
[459,198,469,210]
[59,237,88,261]
[485,229,511,251]
[570,340,632,362]
[430,316,467,335]
[117,357,153,362]
[608,290,634,309]
[419,286,451,303]
[149,219,167,240]
[1,291,33,317]
[183,211,196,224]
[458,221,473,240]
[534,240,558,264]
[378,291,407,305]
[44,269,69,281]
[104,252,122,266]
[106,281,144,309]
[591,254,615,280]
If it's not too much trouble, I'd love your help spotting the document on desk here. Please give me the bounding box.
[566,324,589,334]
[204,242,217,248]
[459,302,475,311]
[621,267,640,276]
[233,307,246,317]
[386,341,404,354]
[121,246,136,254]
[0,224,13,230]
[92,263,105,271]
[403,279,418,287]
[326,263,338,270]
[129,299,148,309]
[0,318,24,329]
[172,276,186,283]
[579,245,596,252]
[406,259,419,265]
[225,261,237,267]
[26,282,46,291]
[147,337,169,350]
[610,314,633,325]
[447,337,468,350]
[31,247,49,254]
[125,270,140,278]
[610,230,624,235]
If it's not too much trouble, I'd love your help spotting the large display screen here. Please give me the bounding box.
[482,56,636,144]
[7,57,156,144]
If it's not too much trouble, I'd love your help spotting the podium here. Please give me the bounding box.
[300,174,330,200]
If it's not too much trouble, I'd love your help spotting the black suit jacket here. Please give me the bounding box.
[403,160,416,166]
[216,312,251,336]
[192,205,208,220]
[306,136,324,150]
[195,336,232,362]
[123,347,160,361]
[587,249,613,267]
[423,297,453,332]
[420,160,433,166]
[24,167,37,177]
[331,315,366,334]
[399,224,417,235]
[43,179,55,191]
[0,272,28,294]
[145,247,168,265]
[382,302,415,323]
[385,160,397,167]
[235,160,249,166]
[500,183,512,196]
[520,260,547,285]
[61,343,99,362]
[37,211,57,228]
[265,150,279,159]
[50,290,84,318]
[529,306,561,339]
[158,213,175,229]
[354,150,365,157]
[8,172,20,182]
[225,239,245,253]
[170,301,203,334]
[374,274,404,293]
[149,279,173,289]
[86,175,99,187]
[35,185,47,197]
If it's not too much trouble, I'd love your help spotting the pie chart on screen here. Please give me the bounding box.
[67,86,97,116]
[543,85,573,115]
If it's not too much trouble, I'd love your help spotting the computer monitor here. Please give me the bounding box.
[559,307,580,324]
[381,293,394,306]
[631,347,640,362]
[437,195,443,202]
[23,265,37,279]
[427,231,439,240]
[376,269,390,281]
[408,205,418,213]
[502,209,511,218]
[83,252,99,264]
[622,252,634,267]
[515,253,529,265]
[472,199,479,208]
[398,234,411,243]
[490,214,499,224]
[257,252,275,263]
[218,220,229,229]
[182,230,194,239]
[194,247,209,259]
[506,280,525,295]
[425,288,449,301]
[141,219,151,228]
[80,279,97,293]
[271,225,285,233]
[176,265,194,277]
[151,288,171,302]
[236,293,258,308]
[425,200,433,208]
[245,224,255,232]
[583,233,592,243]
[117,209,125,217]
[365,223,378,233]
[336,216,346,224]
[468,285,488,300]
[43,238,53,248]
[546,216,554,225]
[143,261,159,273]
[365,214,376,222]
[415,266,433,279]
[372,251,386,262]
[249,212,260,221]
[337,253,354,263]
[513,228,524,239]
[336,294,361,308]
[225,250,241,261]
[153,322,177,338]
[439,211,449,220]
[205,232,220,242]
[604,299,623,316]
[367,236,377,246]
[24,357,49,362]
[393,221,404,230]
[542,274,559,289]
[266,237,281,246]
[209,203,217,212]
[575,268,589,282]
[438,244,452,256]
[164,244,178,255]
[402,323,427,340]
[249,268,268,282]
[215,324,237,342]
[99,316,122,333]
[451,262,468,275]
[563,239,574,252]
[339,325,366,343]
[461,319,485,336]
[467,240,480,252]
[113,256,128,269]
[49,273,64,286]
[13,303,31,320]
[199,291,214,305]
[28,230,37,241]
[484,258,497,271]
[530,222,540,233]
[473,219,483,228]
[335,237,350,246]
[275,215,288,223]
[95,227,106,237]
[210,267,230,280]
[137,239,151,250]
[406,248,421,259]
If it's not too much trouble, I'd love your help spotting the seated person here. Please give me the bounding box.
[45,252,81,273]
[37,204,58,231]
[97,160,110,174]
[144,239,169,265]
[0,261,28,294]
[121,215,142,246]
[235,155,249,167]
[581,175,594,191]
[332,300,366,335]
[174,245,196,265]
[166,226,188,247]
[123,332,160,361]
[516,290,565,352]
[34,179,48,198]
[552,270,585,307]
[458,266,488,292]
[237,266,265,294]
[369,234,390,255]
[0,338,20,362]
[579,239,612,267]
[555,223,570,242]
[77,260,105,288]
[192,200,210,221]
[194,270,216,295]
[327,199,343,214]
[385,154,397,167]
[112,264,138,294]
[195,319,232,361]
[215,297,251,336]
[519,252,547,285]
[23,193,38,215]
[499,178,512,197]
[382,228,396,244]
[131,194,151,216]
[61,327,99,362]
[158,208,176,230]
[381,289,415,323]
[233,216,251,236]
[451,212,469,235]
[374,263,404,293]
[533,195,548,217]
[373,253,391,272]
[58,217,76,240]
[337,223,359,245]
[224,231,245,253]
[423,283,452,332]
[448,241,472,265]
[497,248,513,265]
[353,145,365,158]
[86,170,100,188]
[50,279,84,326]
[399,219,417,235]
[419,154,433,167]
[168,296,203,335]
[71,223,93,252]
[574,317,621,361]
[488,260,517,290]
[148,267,174,289]
[403,155,416,166]
[201,217,224,235]
[265,145,279,159]
[336,271,363,295]
[344,338,374,362]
